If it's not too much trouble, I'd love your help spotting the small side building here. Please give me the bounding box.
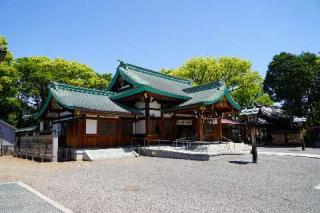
[0,120,17,146]
[240,105,302,145]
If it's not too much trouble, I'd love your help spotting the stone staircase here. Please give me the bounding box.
[83,148,138,161]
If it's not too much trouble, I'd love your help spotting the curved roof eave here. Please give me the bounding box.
[204,89,241,111]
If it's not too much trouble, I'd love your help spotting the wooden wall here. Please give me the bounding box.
[66,116,223,149]
[203,124,220,141]
[66,118,134,148]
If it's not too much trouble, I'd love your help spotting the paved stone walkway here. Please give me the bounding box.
[0,182,72,213]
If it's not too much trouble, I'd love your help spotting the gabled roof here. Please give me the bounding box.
[108,61,241,111]
[31,82,134,119]
[108,61,192,100]
[31,61,241,120]
[177,81,241,111]
[0,120,17,130]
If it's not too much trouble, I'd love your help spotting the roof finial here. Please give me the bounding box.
[117,59,125,66]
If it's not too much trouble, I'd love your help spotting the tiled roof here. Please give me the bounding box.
[32,82,133,119]
[32,61,241,119]
[50,82,130,113]
[108,61,192,100]
[180,81,227,107]
[0,119,17,130]
[109,61,240,111]
[178,81,241,110]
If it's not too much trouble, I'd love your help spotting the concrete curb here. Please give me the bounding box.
[139,148,250,161]
[259,152,320,159]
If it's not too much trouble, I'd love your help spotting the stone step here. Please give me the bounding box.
[83,148,138,161]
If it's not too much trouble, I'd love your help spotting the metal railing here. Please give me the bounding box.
[173,138,210,153]
[222,136,236,150]
[131,138,149,148]
[130,137,238,154]
[148,139,172,149]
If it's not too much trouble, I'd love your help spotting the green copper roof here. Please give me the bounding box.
[166,81,241,111]
[32,82,132,119]
[108,61,192,100]
[108,61,241,110]
[31,61,241,120]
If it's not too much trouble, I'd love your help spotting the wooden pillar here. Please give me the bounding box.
[172,113,176,139]
[160,111,164,139]
[145,95,150,138]
[197,116,204,141]
[118,118,121,146]
[250,127,256,144]
[218,116,223,141]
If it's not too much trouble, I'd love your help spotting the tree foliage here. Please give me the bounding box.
[15,57,108,105]
[264,52,320,124]
[15,57,111,115]
[0,35,112,127]
[0,36,20,126]
[162,57,272,107]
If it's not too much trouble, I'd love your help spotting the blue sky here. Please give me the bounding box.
[1,0,319,77]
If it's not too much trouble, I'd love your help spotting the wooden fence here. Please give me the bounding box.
[0,145,14,156]
[14,135,58,162]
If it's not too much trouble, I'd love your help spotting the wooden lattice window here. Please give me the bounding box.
[98,119,118,135]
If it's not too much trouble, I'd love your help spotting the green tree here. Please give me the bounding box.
[162,57,272,107]
[0,36,20,126]
[264,52,319,123]
[306,56,320,124]
[15,57,111,115]
[97,73,112,87]
[0,35,114,127]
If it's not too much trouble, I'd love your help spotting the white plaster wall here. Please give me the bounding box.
[86,119,97,134]
[60,111,72,116]
[164,113,173,118]
[39,121,44,131]
[52,123,61,134]
[150,101,161,109]
[135,101,145,109]
[150,110,161,117]
[135,120,146,134]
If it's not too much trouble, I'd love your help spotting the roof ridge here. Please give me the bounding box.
[183,81,225,93]
[119,61,192,85]
[50,82,114,96]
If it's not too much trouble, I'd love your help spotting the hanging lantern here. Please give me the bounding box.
[75,109,80,116]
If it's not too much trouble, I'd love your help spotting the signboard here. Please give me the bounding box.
[206,118,218,125]
[176,120,192,126]
[293,117,306,123]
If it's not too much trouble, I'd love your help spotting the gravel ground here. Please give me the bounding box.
[0,155,319,213]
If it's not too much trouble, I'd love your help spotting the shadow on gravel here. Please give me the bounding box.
[229,160,251,165]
